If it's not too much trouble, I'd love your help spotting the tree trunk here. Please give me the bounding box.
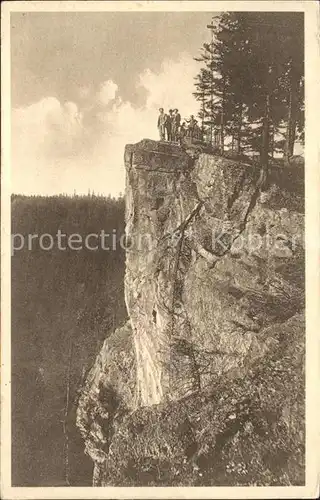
[284,65,300,162]
[271,124,274,158]
[237,103,243,155]
[259,93,270,189]
[220,115,224,153]
[214,129,219,148]
[220,77,225,154]
[201,92,205,139]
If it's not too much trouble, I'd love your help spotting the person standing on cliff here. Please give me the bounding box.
[157,108,167,141]
[178,122,187,145]
[172,109,181,142]
[186,115,197,141]
[165,109,174,141]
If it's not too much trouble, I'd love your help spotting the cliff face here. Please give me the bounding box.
[77,139,305,486]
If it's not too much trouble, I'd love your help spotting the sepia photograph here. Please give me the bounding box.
[1,1,319,499]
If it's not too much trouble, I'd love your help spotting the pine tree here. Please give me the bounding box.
[194,12,304,176]
[282,14,304,161]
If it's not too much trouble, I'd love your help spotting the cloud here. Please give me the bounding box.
[97,80,118,106]
[139,53,199,117]
[11,54,201,196]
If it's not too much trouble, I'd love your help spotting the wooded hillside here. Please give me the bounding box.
[11,194,127,485]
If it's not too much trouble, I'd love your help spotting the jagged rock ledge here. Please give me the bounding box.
[77,139,305,486]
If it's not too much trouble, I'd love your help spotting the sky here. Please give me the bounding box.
[11,11,214,196]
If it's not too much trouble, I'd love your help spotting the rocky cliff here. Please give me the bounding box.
[77,139,305,486]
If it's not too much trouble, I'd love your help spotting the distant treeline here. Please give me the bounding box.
[194,12,304,166]
[11,191,117,200]
[11,193,127,486]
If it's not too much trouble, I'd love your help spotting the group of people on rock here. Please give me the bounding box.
[157,108,181,142]
[157,108,202,144]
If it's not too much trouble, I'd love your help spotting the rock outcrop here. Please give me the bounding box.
[77,139,305,486]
